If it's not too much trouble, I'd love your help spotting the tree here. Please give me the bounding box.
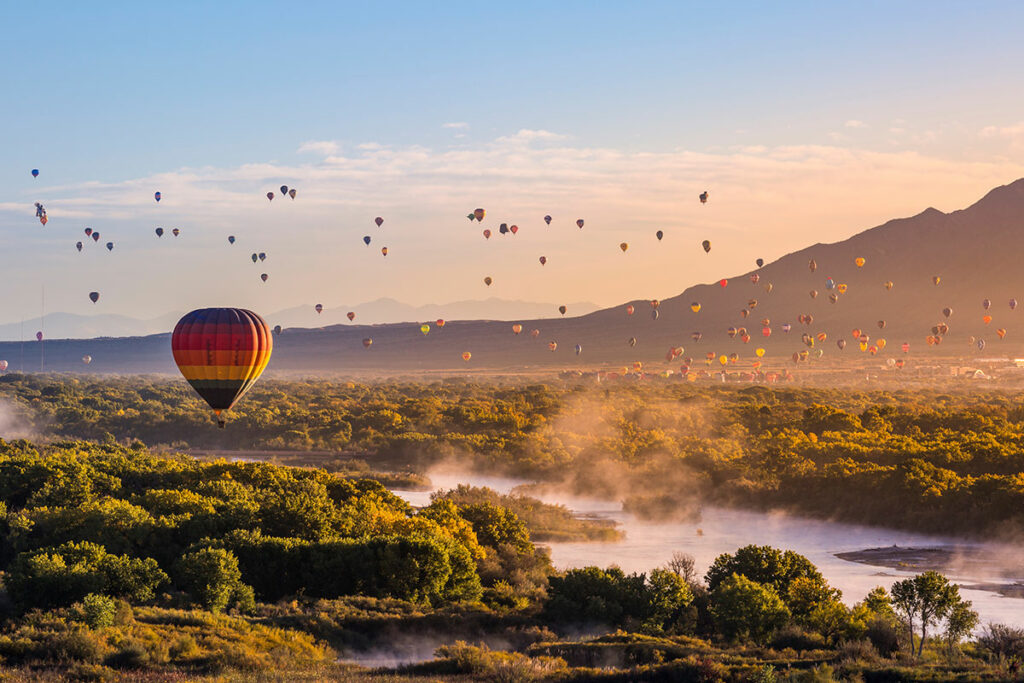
[943,599,979,659]
[710,573,789,644]
[176,548,251,613]
[890,571,959,657]
[665,551,698,586]
[645,568,694,632]
[705,545,826,605]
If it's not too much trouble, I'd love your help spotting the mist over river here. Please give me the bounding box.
[396,470,1024,629]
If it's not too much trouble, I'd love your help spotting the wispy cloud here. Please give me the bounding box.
[844,120,868,129]
[442,122,469,129]
[297,140,340,155]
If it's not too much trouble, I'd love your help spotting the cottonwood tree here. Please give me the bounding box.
[890,571,959,657]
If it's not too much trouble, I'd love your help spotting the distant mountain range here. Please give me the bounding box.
[0,298,600,342]
[4,179,1024,374]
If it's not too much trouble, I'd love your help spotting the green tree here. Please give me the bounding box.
[705,545,826,606]
[175,547,252,613]
[710,573,789,644]
[891,571,959,657]
[943,599,979,659]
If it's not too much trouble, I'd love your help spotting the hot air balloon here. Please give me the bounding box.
[548,341,558,351]
[531,329,540,338]
[375,217,384,228]
[877,320,886,329]
[727,327,738,339]
[750,274,760,284]
[719,355,728,366]
[288,188,297,200]
[106,242,114,251]
[363,338,373,348]
[559,305,567,316]
[691,332,703,341]
[260,273,268,282]
[619,242,629,252]
[756,258,764,268]
[76,242,83,252]
[808,259,817,272]
[855,257,866,267]
[0,361,7,371]
[977,339,986,351]
[278,185,288,197]
[474,208,486,222]
[512,324,523,335]
[885,281,894,291]
[755,348,766,357]
[650,300,660,309]
[466,213,475,222]
[762,327,772,337]
[656,230,664,241]
[983,299,992,310]
[381,247,388,257]
[702,240,711,253]
[809,290,818,299]
[258,253,266,262]
[436,319,446,328]
[251,253,258,263]
[837,284,848,294]
[629,337,637,347]
[690,303,701,313]
[575,344,582,356]
[84,228,93,237]
[36,332,42,342]
[88,292,99,304]
[155,228,164,237]
[719,279,728,288]
[510,225,519,234]
[829,293,839,304]
[764,283,774,293]
[997,328,1007,339]
[539,256,547,265]
[172,228,180,237]
[544,215,552,225]
[347,312,356,321]
[40,215,48,226]
[576,219,584,229]
[933,276,941,285]
[626,305,635,315]
[82,355,92,365]
[171,308,272,427]
[228,236,236,244]
[1011,299,1018,310]
[462,351,472,361]
[31,169,38,178]
[499,223,509,235]
[943,307,952,318]
[266,192,274,202]
[420,324,430,335]
[983,315,992,324]
[315,304,323,315]
[902,342,910,353]
[154,191,161,202]
[825,278,835,289]
[92,232,100,242]
[483,229,491,239]
[699,191,708,204]
[484,276,492,286]
[817,332,828,342]
[837,339,847,350]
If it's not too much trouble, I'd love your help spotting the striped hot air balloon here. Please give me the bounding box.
[171,308,272,427]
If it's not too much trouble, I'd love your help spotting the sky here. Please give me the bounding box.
[2,1,1024,328]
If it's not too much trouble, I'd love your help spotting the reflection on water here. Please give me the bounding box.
[393,470,1024,628]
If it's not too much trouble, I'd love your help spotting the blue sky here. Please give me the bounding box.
[2,1,1024,328]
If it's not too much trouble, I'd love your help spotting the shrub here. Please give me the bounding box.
[175,548,249,613]
[79,594,116,629]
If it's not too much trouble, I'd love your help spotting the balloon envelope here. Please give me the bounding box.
[154,192,161,202]
[89,292,99,303]
[31,169,38,178]
[171,308,272,422]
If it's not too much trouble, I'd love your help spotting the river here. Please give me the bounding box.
[396,470,1024,629]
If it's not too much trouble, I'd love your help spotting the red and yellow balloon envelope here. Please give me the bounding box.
[171,308,272,428]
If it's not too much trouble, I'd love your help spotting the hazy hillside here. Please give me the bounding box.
[4,179,1024,374]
